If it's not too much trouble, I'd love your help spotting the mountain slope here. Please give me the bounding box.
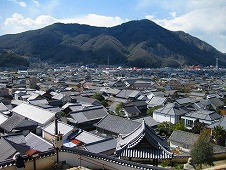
[0,19,225,68]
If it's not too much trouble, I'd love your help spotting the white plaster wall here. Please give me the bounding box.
[153,112,176,124]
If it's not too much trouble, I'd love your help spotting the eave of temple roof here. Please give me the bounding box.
[116,120,173,157]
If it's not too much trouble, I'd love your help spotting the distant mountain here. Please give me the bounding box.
[0,19,225,68]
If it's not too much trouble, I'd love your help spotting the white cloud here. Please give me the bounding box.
[145,4,226,53]
[3,13,57,33]
[8,0,26,7]
[32,0,39,7]
[61,14,128,27]
[2,13,127,35]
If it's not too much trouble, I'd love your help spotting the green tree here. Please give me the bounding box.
[92,93,108,107]
[190,130,214,169]
[115,102,123,114]
[146,105,162,117]
[174,120,187,131]
[157,121,174,137]
[190,119,206,134]
[212,126,226,146]
[92,93,105,102]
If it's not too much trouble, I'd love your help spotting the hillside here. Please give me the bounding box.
[0,19,225,68]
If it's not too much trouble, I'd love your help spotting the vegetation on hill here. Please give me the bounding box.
[0,49,29,67]
[0,19,225,68]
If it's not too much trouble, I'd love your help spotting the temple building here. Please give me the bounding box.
[115,120,173,166]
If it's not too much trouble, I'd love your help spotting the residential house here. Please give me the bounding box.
[147,91,165,100]
[153,103,187,124]
[116,90,141,100]
[169,130,199,154]
[42,121,74,142]
[62,103,83,115]
[5,132,53,152]
[147,96,167,108]
[188,92,206,100]
[104,88,121,96]
[0,113,38,135]
[169,130,226,157]
[181,110,222,129]
[76,96,102,106]
[209,116,226,131]
[0,137,18,161]
[94,114,141,137]
[64,129,105,147]
[11,103,55,133]
[67,106,108,130]
[122,105,141,118]
[175,97,193,107]
[126,79,155,90]
[208,97,225,113]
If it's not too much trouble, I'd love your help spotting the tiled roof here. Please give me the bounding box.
[128,90,141,98]
[84,138,116,154]
[154,103,187,116]
[25,132,53,151]
[148,96,167,107]
[123,105,140,114]
[0,113,37,132]
[169,130,199,147]
[134,116,158,128]
[73,130,104,144]
[176,98,193,105]
[4,134,26,145]
[69,106,108,123]
[116,90,135,99]
[94,115,141,135]
[29,99,49,106]
[208,97,224,108]
[76,96,101,106]
[208,116,226,130]
[128,100,147,107]
[183,110,221,122]
[106,88,121,95]
[43,121,74,135]
[12,103,55,125]
[116,121,173,159]
[0,138,16,162]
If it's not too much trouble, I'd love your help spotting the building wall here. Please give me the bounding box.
[1,156,55,170]
[59,152,143,170]
[43,131,54,142]
[153,112,176,124]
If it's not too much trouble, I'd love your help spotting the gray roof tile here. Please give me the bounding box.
[94,115,141,135]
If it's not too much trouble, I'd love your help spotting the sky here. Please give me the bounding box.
[0,0,226,53]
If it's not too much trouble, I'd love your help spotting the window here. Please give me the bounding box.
[186,119,193,127]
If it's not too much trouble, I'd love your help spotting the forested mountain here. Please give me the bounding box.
[0,19,225,68]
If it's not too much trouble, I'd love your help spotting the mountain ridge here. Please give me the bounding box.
[0,19,225,68]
